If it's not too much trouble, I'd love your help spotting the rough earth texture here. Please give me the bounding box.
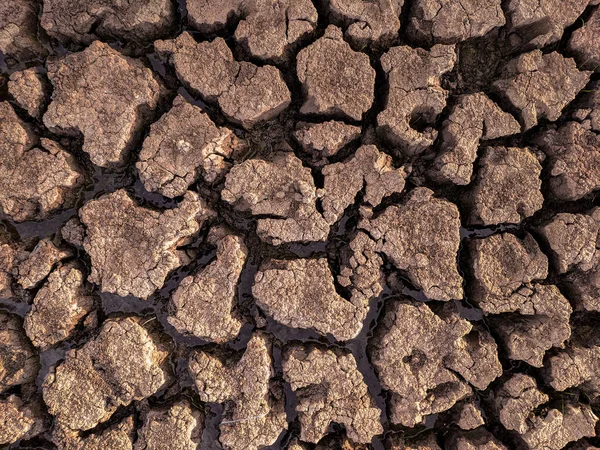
[40,0,176,45]
[492,51,590,130]
[44,41,164,168]
[188,334,286,450]
[360,187,463,301]
[221,152,329,245]
[136,401,203,450]
[0,102,83,222]
[536,121,600,201]
[326,0,402,49]
[155,32,291,128]
[79,189,213,299]
[430,93,520,185]
[465,146,544,225]
[42,317,169,431]
[283,345,383,443]
[8,67,50,119]
[370,299,501,427]
[294,121,361,157]
[0,0,47,65]
[3,4,600,450]
[24,264,94,350]
[378,44,456,155]
[168,230,246,343]
[297,26,375,121]
[407,0,505,45]
[137,95,242,198]
[253,258,365,340]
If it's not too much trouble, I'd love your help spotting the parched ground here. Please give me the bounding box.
[2,0,600,449]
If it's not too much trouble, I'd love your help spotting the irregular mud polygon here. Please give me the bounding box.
[282,344,383,443]
[79,189,213,299]
[297,25,375,121]
[188,334,286,450]
[360,187,463,301]
[44,41,164,168]
[137,95,242,198]
[378,44,456,155]
[253,258,365,340]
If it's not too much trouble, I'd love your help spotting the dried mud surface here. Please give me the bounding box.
[2,0,600,449]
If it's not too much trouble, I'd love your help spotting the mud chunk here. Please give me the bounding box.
[0,0,46,64]
[44,41,163,168]
[0,103,83,222]
[40,0,175,44]
[407,0,505,45]
[297,26,375,121]
[235,0,318,61]
[539,209,600,274]
[222,152,329,245]
[469,234,571,366]
[536,121,600,201]
[370,299,501,427]
[43,317,168,431]
[452,400,485,430]
[338,231,385,307]
[79,418,134,450]
[188,334,286,450]
[253,258,365,340]
[8,68,50,120]
[469,233,548,313]
[0,395,46,445]
[155,33,290,128]
[155,34,238,101]
[169,231,247,343]
[0,313,38,392]
[492,51,590,131]
[378,44,456,155]
[385,432,441,450]
[522,405,597,450]
[79,189,212,299]
[315,435,372,449]
[571,80,600,132]
[326,0,402,48]
[493,374,548,434]
[137,96,241,198]
[492,284,572,367]
[186,0,242,33]
[24,264,94,350]
[544,345,600,397]
[217,63,291,129]
[136,401,203,450]
[186,0,317,60]
[569,7,600,72]
[16,238,71,289]
[430,93,520,185]
[320,145,408,224]
[294,121,361,157]
[465,146,544,226]
[54,416,135,450]
[505,0,591,49]
[360,187,463,301]
[565,266,600,311]
[283,345,383,444]
[446,429,507,450]
[61,217,86,248]
[0,241,18,299]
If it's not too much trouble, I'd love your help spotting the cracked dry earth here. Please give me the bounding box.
[5,1,600,450]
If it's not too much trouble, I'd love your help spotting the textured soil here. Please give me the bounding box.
[2,0,600,449]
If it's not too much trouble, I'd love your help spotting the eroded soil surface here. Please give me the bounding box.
[2,0,600,449]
